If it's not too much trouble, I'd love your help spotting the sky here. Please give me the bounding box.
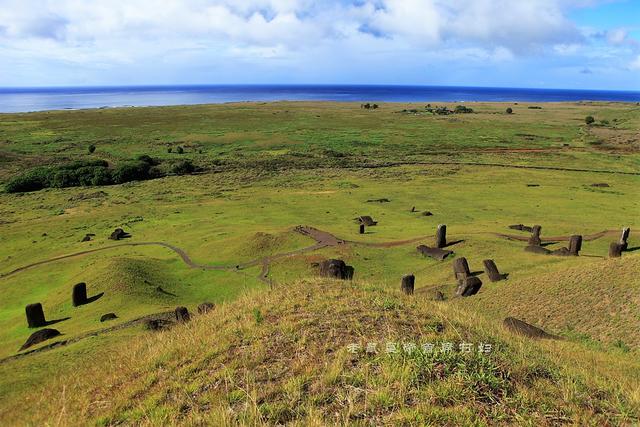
[0,0,638,90]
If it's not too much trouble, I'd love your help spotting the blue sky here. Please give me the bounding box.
[0,0,638,90]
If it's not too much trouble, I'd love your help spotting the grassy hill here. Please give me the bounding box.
[462,254,640,350]
[1,279,638,425]
[0,101,638,424]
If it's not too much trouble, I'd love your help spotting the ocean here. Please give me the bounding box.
[0,84,639,113]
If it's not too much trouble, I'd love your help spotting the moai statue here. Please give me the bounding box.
[198,302,215,314]
[72,282,88,307]
[609,242,623,258]
[568,235,582,256]
[528,225,542,246]
[401,274,415,295]
[619,227,630,251]
[452,257,471,283]
[482,259,503,282]
[25,303,46,328]
[175,306,190,323]
[319,259,354,280]
[456,276,482,297]
[436,224,447,248]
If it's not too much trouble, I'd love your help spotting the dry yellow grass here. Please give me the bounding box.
[462,254,640,349]
[1,278,638,426]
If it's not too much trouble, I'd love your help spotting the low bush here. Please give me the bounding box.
[585,116,595,125]
[4,168,51,192]
[171,160,196,175]
[4,158,156,193]
[136,154,160,166]
[454,105,474,114]
[112,161,151,184]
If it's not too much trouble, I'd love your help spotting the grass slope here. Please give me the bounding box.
[461,254,640,350]
[0,101,638,424]
[1,279,638,425]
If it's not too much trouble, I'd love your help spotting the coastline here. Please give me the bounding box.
[1,84,639,114]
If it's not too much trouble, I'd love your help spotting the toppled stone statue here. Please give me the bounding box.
[416,245,453,261]
[109,228,131,240]
[19,328,61,351]
[355,216,377,226]
[100,313,118,322]
[508,224,533,232]
[503,317,558,339]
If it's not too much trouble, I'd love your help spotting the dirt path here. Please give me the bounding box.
[369,160,640,176]
[492,229,619,242]
[0,226,620,281]
[0,225,623,361]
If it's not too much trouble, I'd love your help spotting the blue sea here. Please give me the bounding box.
[0,84,639,113]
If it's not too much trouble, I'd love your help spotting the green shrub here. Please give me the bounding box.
[171,160,196,175]
[136,154,159,165]
[585,116,595,125]
[51,169,79,188]
[506,108,513,114]
[4,168,51,192]
[58,160,109,170]
[4,158,155,193]
[112,161,151,184]
[454,105,473,114]
[176,146,184,154]
[91,168,113,186]
[75,166,112,186]
[88,144,96,154]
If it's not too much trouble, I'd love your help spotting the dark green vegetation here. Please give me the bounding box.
[0,101,638,425]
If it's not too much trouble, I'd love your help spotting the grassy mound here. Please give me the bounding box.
[2,279,637,425]
[462,254,640,350]
[96,257,181,299]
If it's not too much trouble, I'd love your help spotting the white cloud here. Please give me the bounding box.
[630,55,640,70]
[0,0,583,52]
[0,0,636,88]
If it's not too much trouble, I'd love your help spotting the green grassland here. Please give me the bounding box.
[0,101,639,425]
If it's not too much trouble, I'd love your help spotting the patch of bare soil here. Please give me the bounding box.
[588,126,640,153]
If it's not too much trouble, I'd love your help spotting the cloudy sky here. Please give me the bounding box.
[0,0,638,89]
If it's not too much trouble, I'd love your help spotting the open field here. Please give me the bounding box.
[0,101,639,424]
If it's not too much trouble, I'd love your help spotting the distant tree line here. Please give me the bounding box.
[5,155,197,193]
[400,104,474,115]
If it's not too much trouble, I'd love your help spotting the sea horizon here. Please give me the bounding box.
[1,84,639,113]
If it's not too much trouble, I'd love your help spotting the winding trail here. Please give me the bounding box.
[0,225,623,361]
[370,160,640,176]
[491,229,618,242]
[0,226,620,281]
